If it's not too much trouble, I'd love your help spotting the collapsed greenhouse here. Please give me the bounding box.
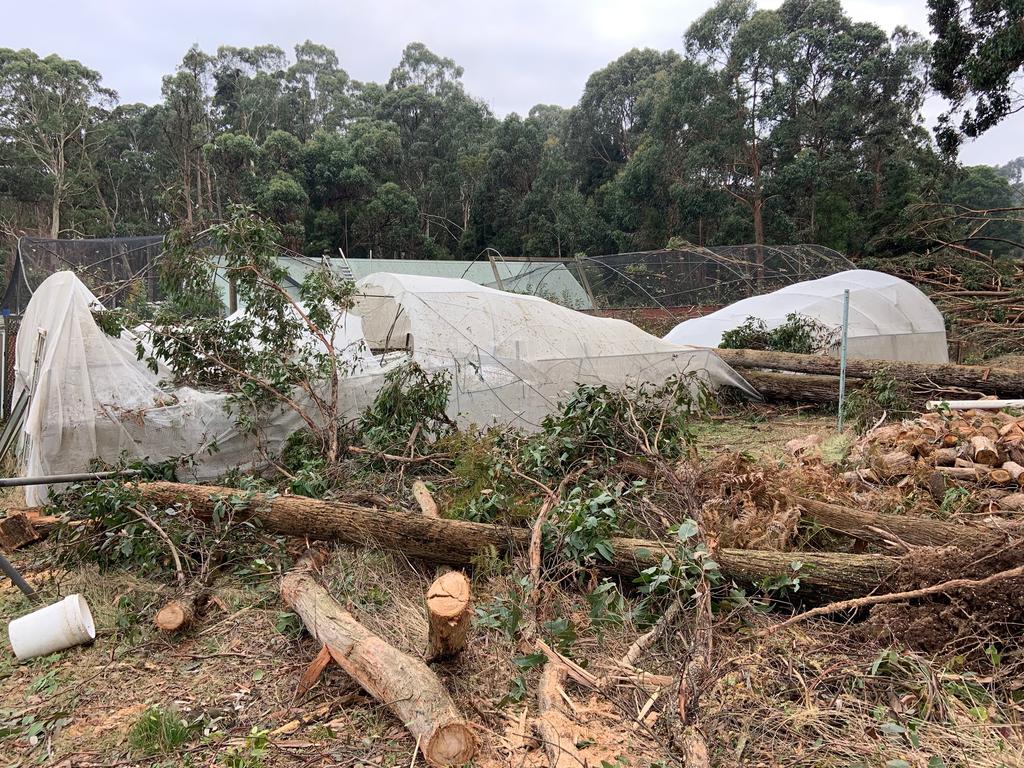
[663,269,949,364]
[12,270,757,504]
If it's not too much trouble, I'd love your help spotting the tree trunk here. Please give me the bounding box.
[281,552,476,767]
[425,571,471,661]
[793,495,998,548]
[138,482,899,596]
[739,370,863,403]
[715,349,1024,399]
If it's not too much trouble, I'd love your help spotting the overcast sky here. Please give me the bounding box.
[2,0,1019,166]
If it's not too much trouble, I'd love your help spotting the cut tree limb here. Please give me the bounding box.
[738,370,863,404]
[793,495,999,548]
[716,348,1024,398]
[764,563,1024,635]
[281,550,476,767]
[154,599,197,632]
[425,571,472,661]
[138,482,900,596]
[412,480,439,517]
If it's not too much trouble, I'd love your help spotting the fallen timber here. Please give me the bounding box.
[717,348,1024,399]
[137,481,897,597]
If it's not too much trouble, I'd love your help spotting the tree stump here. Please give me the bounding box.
[425,571,472,662]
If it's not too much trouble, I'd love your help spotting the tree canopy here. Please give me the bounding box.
[0,2,1019,262]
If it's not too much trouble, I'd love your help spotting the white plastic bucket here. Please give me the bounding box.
[7,594,96,660]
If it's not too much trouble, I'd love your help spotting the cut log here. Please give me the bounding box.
[970,435,1001,466]
[139,482,899,596]
[425,571,472,661]
[715,349,1024,398]
[0,513,41,551]
[281,551,476,767]
[154,599,197,633]
[412,480,439,518]
[875,450,916,478]
[793,496,999,548]
[989,468,1014,486]
[932,447,959,466]
[937,465,988,481]
[738,370,863,403]
[997,494,1024,512]
[0,510,59,551]
[534,659,581,768]
[941,434,960,448]
[1003,461,1024,482]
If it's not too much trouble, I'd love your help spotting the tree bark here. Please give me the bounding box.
[793,495,999,548]
[138,482,899,596]
[715,349,1024,398]
[281,552,476,767]
[425,571,472,662]
[738,370,863,403]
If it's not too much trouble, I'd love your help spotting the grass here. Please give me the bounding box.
[129,705,197,755]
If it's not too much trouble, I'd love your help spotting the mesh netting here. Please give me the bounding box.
[571,244,854,310]
[2,235,166,314]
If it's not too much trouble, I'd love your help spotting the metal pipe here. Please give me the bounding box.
[837,288,851,432]
[0,468,141,488]
[0,551,39,601]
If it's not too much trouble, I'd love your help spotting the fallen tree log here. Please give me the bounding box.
[716,348,1024,398]
[425,571,472,661]
[137,482,899,596]
[738,370,863,404]
[793,496,1000,548]
[281,550,476,767]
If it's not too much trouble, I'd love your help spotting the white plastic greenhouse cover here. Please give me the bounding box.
[350,273,757,429]
[662,270,948,363]
[14,271,755,503]
[14,272,379,505]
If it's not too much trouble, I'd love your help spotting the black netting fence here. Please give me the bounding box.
[574,244,854,310]
[2,235,166,315]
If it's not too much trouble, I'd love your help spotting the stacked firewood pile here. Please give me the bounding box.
[846,407,1024,513]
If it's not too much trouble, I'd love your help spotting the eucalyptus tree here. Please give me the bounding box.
[0,48,116,238]
[929,0,1024,153]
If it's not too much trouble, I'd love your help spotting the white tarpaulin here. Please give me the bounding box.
[351,273,756,429]
[15,271,755,503]
[14,272,378,505]
[662,269,948,363]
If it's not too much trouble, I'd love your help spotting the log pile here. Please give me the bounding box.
[845,408,1024,512]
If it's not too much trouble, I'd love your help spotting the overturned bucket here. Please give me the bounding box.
[8,594,95,660]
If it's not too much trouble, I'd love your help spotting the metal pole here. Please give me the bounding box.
[837,288,851,432]
[0,551,39,601]
[0,468,141,488]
